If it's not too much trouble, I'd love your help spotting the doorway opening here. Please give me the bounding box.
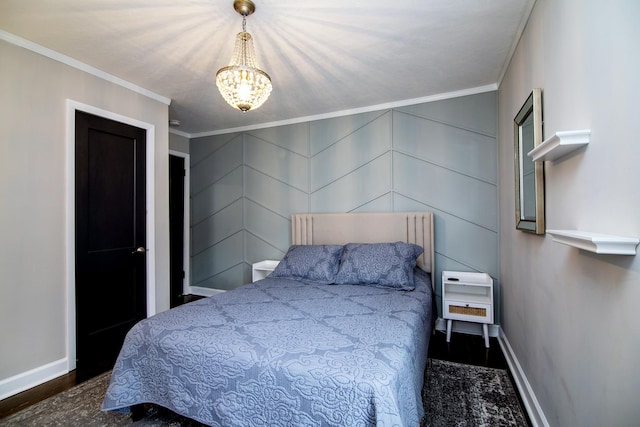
[65,100,157,375]
[169,151,190,307]
[74,110,147,380]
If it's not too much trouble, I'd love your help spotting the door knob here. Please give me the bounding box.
[132,246,147,255]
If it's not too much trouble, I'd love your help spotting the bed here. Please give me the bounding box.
[102,211,435,426]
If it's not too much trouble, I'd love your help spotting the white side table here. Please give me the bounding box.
[252,260,280,282]
[442,271,494,348]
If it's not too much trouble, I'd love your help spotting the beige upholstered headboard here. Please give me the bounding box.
[291,212,434,274]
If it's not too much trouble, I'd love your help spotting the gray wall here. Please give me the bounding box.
[190,91,498,316]
[499,0,640,425]
[0,39,170,384]
[169,131,190,153]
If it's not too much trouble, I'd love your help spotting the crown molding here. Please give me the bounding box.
[0,30,171,106]
[190,83,498,138]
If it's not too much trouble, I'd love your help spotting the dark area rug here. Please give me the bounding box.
[422,359,528,427]
[1,359,527,426]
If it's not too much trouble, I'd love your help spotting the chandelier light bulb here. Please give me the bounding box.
[216,0,272,112]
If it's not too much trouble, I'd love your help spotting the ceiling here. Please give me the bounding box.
[0,0,533,136]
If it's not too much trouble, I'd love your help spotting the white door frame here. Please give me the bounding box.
[65,99,156,371]
[169,150,191,296]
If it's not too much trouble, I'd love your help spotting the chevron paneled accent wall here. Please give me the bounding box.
[190,91,498,317]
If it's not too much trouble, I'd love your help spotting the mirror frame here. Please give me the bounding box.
[514,88,545,234]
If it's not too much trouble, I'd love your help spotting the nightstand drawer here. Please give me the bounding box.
[444,300,493,323]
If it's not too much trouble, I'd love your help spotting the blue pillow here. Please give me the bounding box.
[334,242,424,290]
[269,245,344,284]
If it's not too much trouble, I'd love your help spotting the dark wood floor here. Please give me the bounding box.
[1,306,511,420]
[0,370,78,419]
[428,328,508,369]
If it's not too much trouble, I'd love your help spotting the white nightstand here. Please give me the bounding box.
[252,260,280,282]
[442,271,494,348]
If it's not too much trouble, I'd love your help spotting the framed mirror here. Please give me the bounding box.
[514,88,545,234]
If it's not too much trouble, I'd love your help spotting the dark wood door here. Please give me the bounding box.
[169,154,185,308]
[75,111,147,381]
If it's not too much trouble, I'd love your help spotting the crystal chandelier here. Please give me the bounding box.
[216,0,272,112]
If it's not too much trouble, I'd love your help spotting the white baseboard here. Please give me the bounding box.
[0,285,221,401]
[187,286,226,297]
[434,317,500,337]
[498,329,550,427]
[0,358,68,401]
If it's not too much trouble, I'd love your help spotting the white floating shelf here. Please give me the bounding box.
[547,229,639,255]
[528,129,591,162]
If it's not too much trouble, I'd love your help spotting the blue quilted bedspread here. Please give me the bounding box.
[102,270,433,426]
